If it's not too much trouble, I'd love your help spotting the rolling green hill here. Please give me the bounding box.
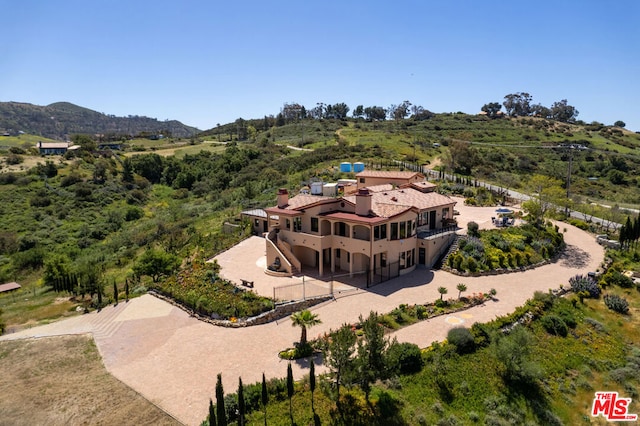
[0,101,199,139]
[201,113,640,206]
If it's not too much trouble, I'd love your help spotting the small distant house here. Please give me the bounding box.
[0,282,21,294]
[98,142,123,150]
[37,141,70,155]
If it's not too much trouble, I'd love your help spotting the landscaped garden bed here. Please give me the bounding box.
[148,257,274,320]
[445,222,565,275]
[279,289,496,360]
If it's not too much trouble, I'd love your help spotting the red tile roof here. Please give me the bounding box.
[265,186,454,221]
[344,187,455,217]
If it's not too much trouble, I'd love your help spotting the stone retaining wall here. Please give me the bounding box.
[149,290,332,328]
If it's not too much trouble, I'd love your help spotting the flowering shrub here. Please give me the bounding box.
[569,274,600,298]
[604,294,629,314]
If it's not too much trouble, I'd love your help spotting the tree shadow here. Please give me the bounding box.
[504,377,560,425]
[293,353,323,368]
[558,244,591,269]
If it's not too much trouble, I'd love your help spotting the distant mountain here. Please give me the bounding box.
[0,101,199,140]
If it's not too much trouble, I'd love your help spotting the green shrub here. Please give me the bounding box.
[416,305,428,319]
[434,298,447,308]
[540,314,568,337]
[386,342,423,375]
[466,257,478,273]
[447,327,476,354]
[467,221,480,238]
[604,294,629,314]
[554,306,577,329]
[470,322,493,347]
[125,206,144,221]
[514,252,523,267]
[601,269,634,288]
[568,218,589,230]
[452,253,463,270]
[379,314,400,330]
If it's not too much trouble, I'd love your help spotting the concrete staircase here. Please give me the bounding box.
[433,234,461,269]
[267,230,301,275]
[89,303,127,341]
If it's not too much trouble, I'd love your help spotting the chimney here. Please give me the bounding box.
[355,188,372,216]
[277,188,289,208]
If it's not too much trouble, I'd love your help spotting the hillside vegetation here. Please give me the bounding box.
[217,269,640,425]
[0,101,198,139]
[1,110,639,329]
[0,104,639,424]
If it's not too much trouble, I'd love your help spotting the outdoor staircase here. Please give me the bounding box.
[267,230,301,275]
[89,302,127,341]
[433,234,461,269]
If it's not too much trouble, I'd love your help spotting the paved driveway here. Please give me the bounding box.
[1,217,604,426]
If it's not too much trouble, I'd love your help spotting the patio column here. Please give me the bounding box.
[318,249,324,276]
[331,248,335,273]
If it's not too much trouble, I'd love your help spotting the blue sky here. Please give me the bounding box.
[2,1,639,131]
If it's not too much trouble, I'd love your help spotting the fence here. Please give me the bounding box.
[273,277,334,304]
[368,260,401,287]
[273,259,418,302]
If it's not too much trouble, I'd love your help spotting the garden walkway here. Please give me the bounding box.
[0,209,604,426]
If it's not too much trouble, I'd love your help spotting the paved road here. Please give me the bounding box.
[422,167,623,230]
[0,214,604,425]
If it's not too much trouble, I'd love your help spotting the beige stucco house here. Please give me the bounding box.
[263,173,457,285]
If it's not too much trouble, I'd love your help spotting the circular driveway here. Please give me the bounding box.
[1,213,604,426]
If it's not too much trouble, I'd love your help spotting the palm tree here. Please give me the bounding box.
[290,310,321,346]
[456,283,467,299]
[438,286,448,301]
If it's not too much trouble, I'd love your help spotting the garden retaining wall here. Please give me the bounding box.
[149,290,332,328]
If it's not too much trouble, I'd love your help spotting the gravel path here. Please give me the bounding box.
[1,210,604,426]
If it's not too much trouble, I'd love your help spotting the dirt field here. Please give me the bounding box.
[0,155,60,173]
[0,335,181,426]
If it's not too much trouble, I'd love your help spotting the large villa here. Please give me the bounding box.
[244,171,458,285]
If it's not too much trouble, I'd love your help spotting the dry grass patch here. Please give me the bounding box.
[0,335,180,426]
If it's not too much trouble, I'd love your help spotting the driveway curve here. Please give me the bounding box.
[0,219,604,426]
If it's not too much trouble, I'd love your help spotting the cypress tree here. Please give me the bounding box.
[622,216,632,250]
[287,363,294,425]
[208,398,216,426]
[124,278,130,302]
[237,377,245,426]
[309,361,316,413]
[216,374,227,426]
[261,373,268,426]
[113,279,118,305]
[96,284,102,309]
